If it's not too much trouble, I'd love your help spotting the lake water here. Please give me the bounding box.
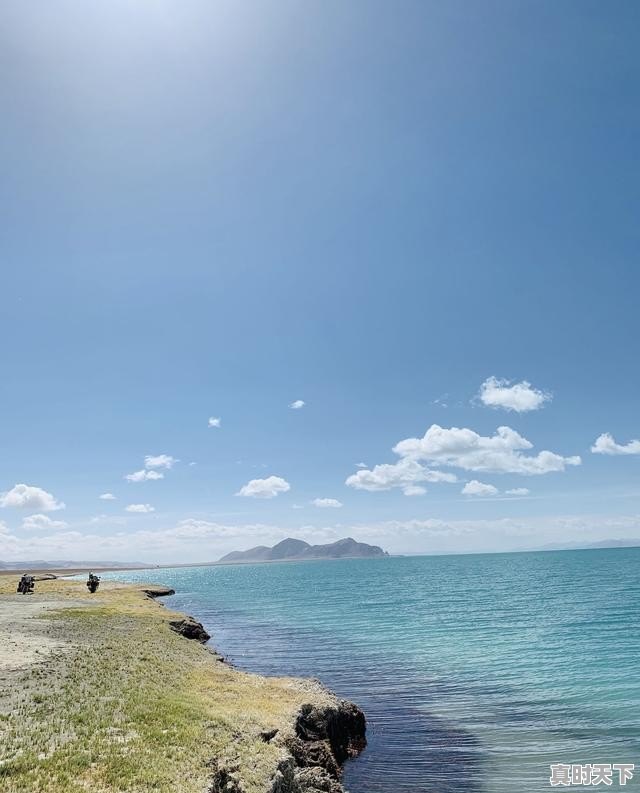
[104,548,640,791]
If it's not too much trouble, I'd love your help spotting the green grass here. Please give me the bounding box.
[0,579,331,793]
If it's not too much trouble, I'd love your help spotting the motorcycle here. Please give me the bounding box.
[17,575,35,594]
[86,574,100,593]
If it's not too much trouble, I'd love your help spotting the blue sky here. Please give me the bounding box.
[1,0,639,562]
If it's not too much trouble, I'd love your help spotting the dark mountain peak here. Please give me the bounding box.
[305,537,387,559]
[270,538,311,559]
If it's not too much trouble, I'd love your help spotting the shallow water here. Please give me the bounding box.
[105,548,640,791]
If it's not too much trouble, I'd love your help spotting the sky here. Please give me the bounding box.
[1,0,639,563]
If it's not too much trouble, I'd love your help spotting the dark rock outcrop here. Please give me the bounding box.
[142,585,176,598]
[295,701,366,765]
[168,616,210,643]
[294,766,344,793]
[287,737,340,779]
[271,758,345,793]
[209,699,365,793]
[271,700,366,793]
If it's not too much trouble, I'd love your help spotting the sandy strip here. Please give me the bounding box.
[0,596,91,672]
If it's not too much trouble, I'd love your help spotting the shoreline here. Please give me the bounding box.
[0,553,392,577]
[0,576,366,793]
[3,543,636,579]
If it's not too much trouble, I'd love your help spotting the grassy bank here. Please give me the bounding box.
[0,578,334,793]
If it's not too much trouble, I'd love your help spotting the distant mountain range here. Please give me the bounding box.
[0,560,146,571]
[534,538,640,552]
[2,538,637,572]
[218,537,389,564]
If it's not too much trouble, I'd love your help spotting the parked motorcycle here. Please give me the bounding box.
[86,573,100,593]
[17,575,35,594]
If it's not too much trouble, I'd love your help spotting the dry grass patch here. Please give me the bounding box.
[0,578,332,793]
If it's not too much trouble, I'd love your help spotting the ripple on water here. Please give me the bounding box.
[104,548,640,793]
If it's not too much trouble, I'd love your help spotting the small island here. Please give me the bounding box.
[218,537,389,564]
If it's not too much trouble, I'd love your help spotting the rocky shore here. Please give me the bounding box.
[0,576,365,793]
[212,699,366,793]
[144,585,368,792]
[269,701,366,793]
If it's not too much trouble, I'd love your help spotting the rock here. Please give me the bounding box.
[295,767,343,793]
[270,758,298,793]
[272,761,341,793]
[295,701,366,765]
[286,737,340,779]
[168,616,210,643]
[141,585,175,598]
[268,699,366,793]
[260,728,279,743]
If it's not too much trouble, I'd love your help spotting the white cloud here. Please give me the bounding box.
[311,498,343,508]
[236,476,291,499]
[99,493,116,500]
[0,484,65,511]
[0,520,336,564]
[208,417,221,428]
[355,462,368,469]
[346,458,457,493]
[462,480,499,497]
[2,511,640,563]
[22,514,69,531]
[125,503,155,513]
[403,485,426,496]
[144,454,177,469]
[506,487,530,496]
[289,400,305,410]
[478,377,551,413]
[393,424,581,475]
[124,455,176,483]
[125,469,164,483]
[591,433,640,456]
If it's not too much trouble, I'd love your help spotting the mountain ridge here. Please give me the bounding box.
[0,560,147,571]
[532,538,640,552]
[218,537,389,564]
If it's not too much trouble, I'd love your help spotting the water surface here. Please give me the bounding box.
[106,548,640,791]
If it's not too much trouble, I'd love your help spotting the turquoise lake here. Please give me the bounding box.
[105,548,640,791]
